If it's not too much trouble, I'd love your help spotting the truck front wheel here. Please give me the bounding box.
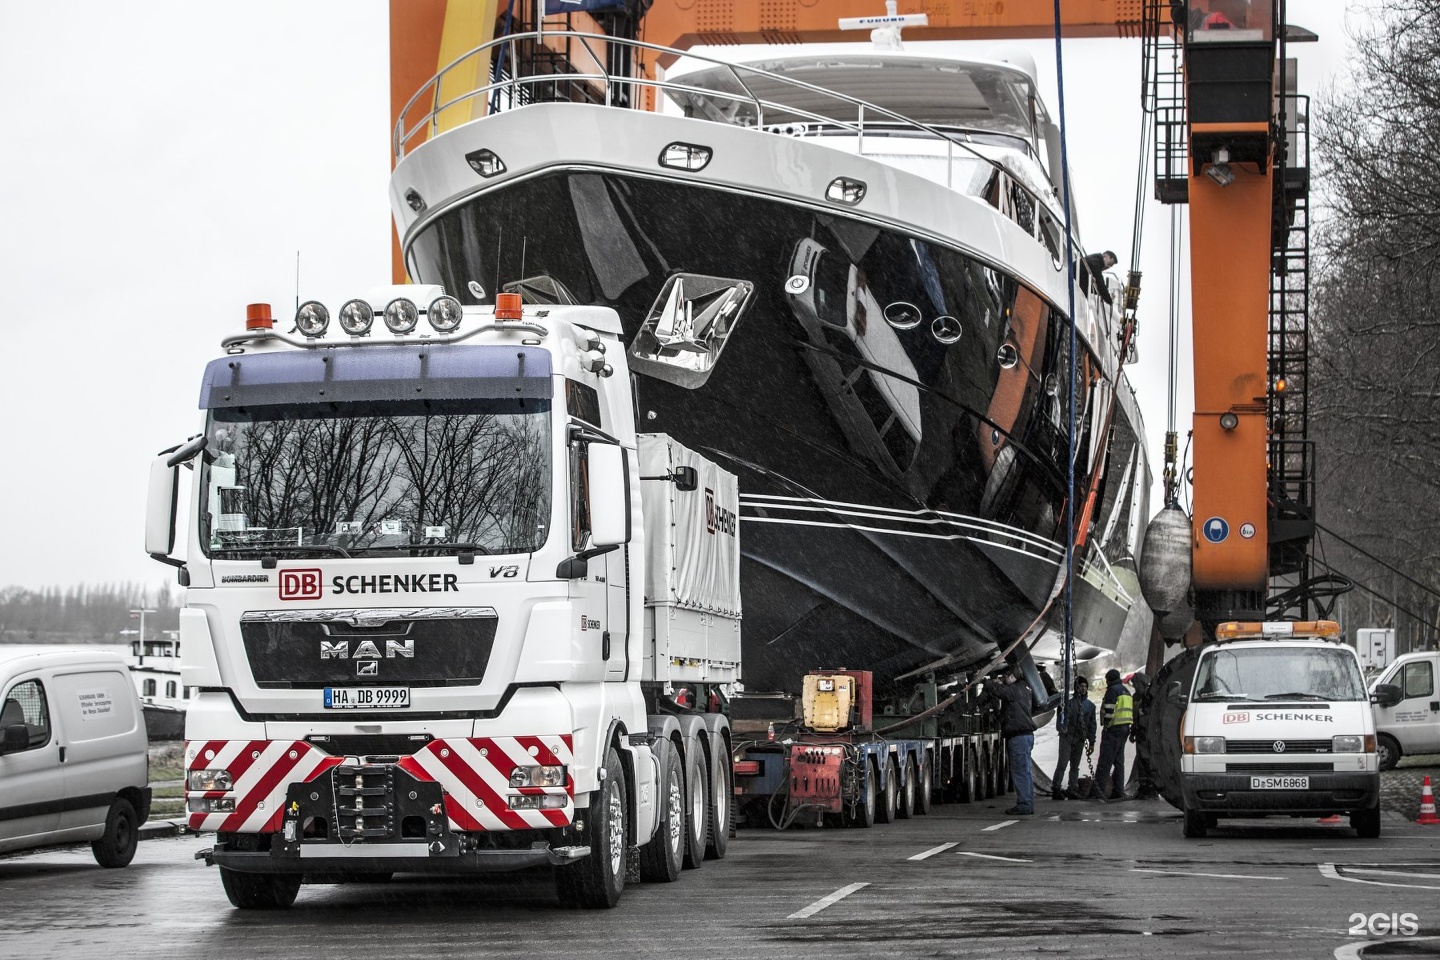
[1182,808,1208,839]
[219,868,302,909]
[556,746,628,908]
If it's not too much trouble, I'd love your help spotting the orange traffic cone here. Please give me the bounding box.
[1317,814,1344,824]
[1419,775,1440,825]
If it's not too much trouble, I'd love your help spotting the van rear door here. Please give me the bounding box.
[47,668,145,833]
[0,675,63,852]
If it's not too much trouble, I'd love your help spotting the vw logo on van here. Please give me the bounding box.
[1273,741,1287,753]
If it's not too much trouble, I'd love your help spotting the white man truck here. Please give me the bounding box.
[146,289,739,908]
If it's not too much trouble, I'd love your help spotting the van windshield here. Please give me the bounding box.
[1193,647,1366,702]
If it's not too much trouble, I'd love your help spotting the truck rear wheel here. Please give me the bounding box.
[556,746,628,908]
[876,758,899,824]
[681,746,707,869]
[896,758,916,819]
[850,759,877,828]
[219,868,302,909]
[639,745,684,882]
[91,797,138,869]
[1376,734,1401,772]
[1182,808,1208,839]
[916,757,934,814]
[704,746,731,860]
[1352,804,1382,839]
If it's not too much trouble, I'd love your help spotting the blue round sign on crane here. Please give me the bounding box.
[1203,517,1230,543]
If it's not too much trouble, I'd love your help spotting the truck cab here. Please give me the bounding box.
[146,288,738,909]
[1370,650,1440,770]
[1172,620,1381,838]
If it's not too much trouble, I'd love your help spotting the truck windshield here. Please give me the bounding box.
[1193,647,1366,702]
[197,398,551,559]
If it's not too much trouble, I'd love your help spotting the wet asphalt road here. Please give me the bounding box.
[4,791,1440,960]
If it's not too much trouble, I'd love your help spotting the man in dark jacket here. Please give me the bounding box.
[983,670,1038,815]
[1050,675,1096,800]
[1097,668,1134,800]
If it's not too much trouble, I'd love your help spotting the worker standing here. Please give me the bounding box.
[983,670,1038,815]
[1096,668,1134,800]
[1051,675,1096,800]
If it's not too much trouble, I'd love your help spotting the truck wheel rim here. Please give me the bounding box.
[690,764,705,838]
[607,782,624,876]
[667,780,683,851]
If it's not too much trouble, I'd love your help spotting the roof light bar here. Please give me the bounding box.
[1215,620,1342,640]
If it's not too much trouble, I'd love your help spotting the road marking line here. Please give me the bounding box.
[957,851,1032,863]
[1344,867,1440,879]
[1133,868,1283,881]
[788,882,870,920]
[908,842,958,861]
[1318,862,1440,890]
[982,820,1018,831]
[1335,936,1440,959]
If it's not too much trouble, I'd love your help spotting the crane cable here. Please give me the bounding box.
[1049,0,1080,739]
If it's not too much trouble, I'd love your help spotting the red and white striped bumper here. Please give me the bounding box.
[186,735,575,834]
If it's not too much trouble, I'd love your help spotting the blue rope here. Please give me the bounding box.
[1052,0,1079,726]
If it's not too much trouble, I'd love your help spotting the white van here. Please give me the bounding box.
[1172,621,1381,838]
[1370,650,1440,770]
[0,647,151,866]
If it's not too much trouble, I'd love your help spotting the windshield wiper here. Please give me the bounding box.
[1263,692,1328,701]
[362,541,493,563]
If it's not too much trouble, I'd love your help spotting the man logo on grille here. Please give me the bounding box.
[1273,740,1287,753]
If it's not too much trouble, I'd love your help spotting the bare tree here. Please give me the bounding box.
[1310,0,1440,646]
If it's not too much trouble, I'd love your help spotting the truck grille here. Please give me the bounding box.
[1226,739,1331,754]
[240,608,497,688]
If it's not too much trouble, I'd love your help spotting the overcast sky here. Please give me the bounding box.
[0,1,1364,591]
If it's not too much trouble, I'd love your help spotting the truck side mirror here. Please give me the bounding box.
[145,455,180,559]
[671,465,698,492]
[1166,680,1188,707]
[587,443,630,548]
[1371,683,1403,708]
[0,723,28,756]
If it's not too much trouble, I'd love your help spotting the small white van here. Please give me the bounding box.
[1172,621,1381,838]
[0,647,151,866]
[1370,650,1440,770]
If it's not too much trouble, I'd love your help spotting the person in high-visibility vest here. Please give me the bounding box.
[1096,668,1133,800]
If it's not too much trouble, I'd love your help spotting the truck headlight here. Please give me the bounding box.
[188,769,233,791]
[1183,736,1226,754]
[1332,735,1364,753]
[508,765,567,788]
